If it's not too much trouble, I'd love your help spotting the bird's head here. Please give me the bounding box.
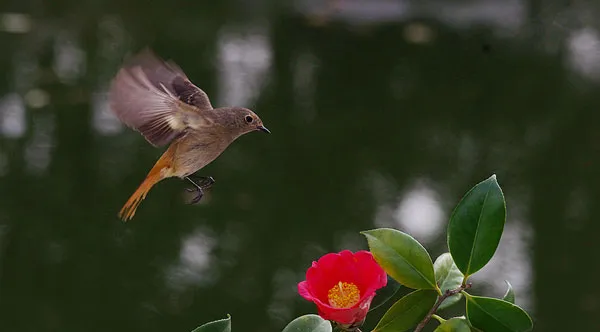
[220,107,270,138]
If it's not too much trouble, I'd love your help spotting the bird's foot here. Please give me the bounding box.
[184,176,215,204]
[197,176,215,189]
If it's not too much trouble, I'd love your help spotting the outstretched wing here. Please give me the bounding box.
[108,50,213,147]
[123,48,213,111]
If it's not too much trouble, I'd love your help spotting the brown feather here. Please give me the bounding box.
[119,145,176,221]
[109,64,185,146]
[109,49,217,146]
[121,48,213,111]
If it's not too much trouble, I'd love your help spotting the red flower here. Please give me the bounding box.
[298,250,388,326]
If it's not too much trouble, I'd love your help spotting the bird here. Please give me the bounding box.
[108,48,270,221]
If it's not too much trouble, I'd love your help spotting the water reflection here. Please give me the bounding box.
[92,90,123,135]
[402,23,435,45]
[24,113,54,175]
[372,176,444,244]
[216,26,272,107]
[23,89,50,109]
[292,51,319,122]
[52,32,86,84]
[392,180,444,244]
[0,93,26,138]
[267,268,300,325]
[566,27,600,80]
[295,0,525,33]
[0,13,31,34]
[166,227,217,291]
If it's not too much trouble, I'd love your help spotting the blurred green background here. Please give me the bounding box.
[1,0,599,331]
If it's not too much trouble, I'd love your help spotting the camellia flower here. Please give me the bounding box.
[298,250,388,327]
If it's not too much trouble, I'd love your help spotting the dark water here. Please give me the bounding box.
[1,1,599,331]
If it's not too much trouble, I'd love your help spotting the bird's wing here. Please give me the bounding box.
[109,59,213,147]
[123,48,214,111]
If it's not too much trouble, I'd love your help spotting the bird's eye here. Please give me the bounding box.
[245,115,253,123]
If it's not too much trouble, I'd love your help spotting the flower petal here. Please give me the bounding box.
[297,250,388,326]
[354,250,388,295]
[298,281,314,301]
[307,251,360,302]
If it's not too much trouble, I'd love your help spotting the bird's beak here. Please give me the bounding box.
[257,125,270,134]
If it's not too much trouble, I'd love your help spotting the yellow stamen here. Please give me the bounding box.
[327,281,360,308]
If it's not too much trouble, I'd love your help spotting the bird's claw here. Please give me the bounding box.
[197,176,215,189]
[190,188,204,204]
[184,176,215,205]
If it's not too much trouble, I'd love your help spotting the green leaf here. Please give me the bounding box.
[465,294,533,332]
[373,289,438,332]
[434,317,471,332]
[362,228,437,290]
[370,275,402,312]
[433,253,464,310]
[447,174,506,277]
[191,315,231,332]
[281,314,332,332]
[502,280,515,304]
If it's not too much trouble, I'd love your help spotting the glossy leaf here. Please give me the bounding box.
[281,314,332,332]
[370,275,402,312]
[502,280,515,304]
[373,289,438,332]
[447,174,506,277]
[433,253,464,310]
[466,295,533,332]
[191,315,231,332]
[362,228,437,290]
[434,317,471,332]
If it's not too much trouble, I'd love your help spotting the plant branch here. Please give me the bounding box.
[413,283,472,332]
[462,276,470,288]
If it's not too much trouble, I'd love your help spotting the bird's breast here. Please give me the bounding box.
[172,133,231,177]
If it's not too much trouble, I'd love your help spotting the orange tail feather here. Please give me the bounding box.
[119,149,175,221]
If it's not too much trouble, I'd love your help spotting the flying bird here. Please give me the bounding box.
[108,48,270,221]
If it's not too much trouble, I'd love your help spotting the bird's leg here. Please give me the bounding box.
[184,176,215,204]
[185,176,215,190]
[196,176,215,189]
[185,176,204,204]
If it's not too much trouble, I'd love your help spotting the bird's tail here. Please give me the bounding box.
[119,148,175,221]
